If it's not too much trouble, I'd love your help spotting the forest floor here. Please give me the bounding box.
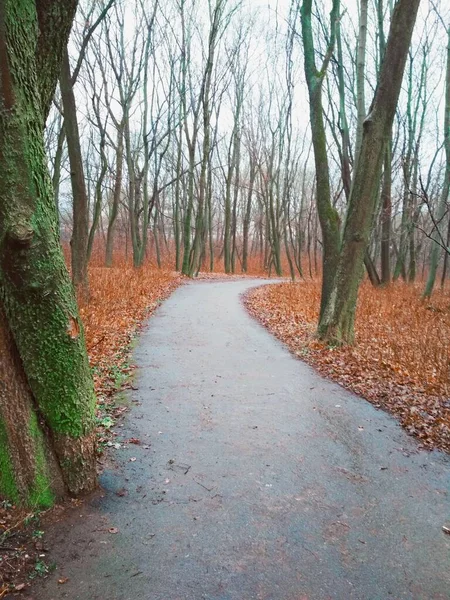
[1,266,181,597]
[1,267,271,596]
[245,281,450,453]
[25,279,449,600]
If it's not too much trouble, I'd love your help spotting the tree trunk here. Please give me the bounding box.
[174,125,183,272]
[301,0,341,319]
[319,0,421,344]
[87,130,107,262]
[105,125,124,267]
[364,252,381,287]
[423,25,450,297]
[377,0,393,286]
[380,144,392,284]
[335,1,381,288]
[355,0,368,166]
[0,0,97,506]
[224,135,234,273]
[181,146,196,275]
[207,156,214,272]
[242,159,256,273]
[60,49,89,296]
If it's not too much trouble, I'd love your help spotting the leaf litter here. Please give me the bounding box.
[245,280,450,454]
[1,266,181,594]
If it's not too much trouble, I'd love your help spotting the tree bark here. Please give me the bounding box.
[380,143,392,284]
[423,24,450,297]
[300,0,341,319]
[105,125,124,267]
[0,0,97,506]
[60,49,89,295]
[319,0,421,344]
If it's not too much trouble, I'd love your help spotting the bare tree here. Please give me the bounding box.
[319,0,421,344]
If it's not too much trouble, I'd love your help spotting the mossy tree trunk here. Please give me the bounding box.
[0,309,65,507]
[0,0,97,507]
[318,0,421,344]
[300,0,341,320]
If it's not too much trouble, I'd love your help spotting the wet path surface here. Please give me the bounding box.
[35,280,449,600]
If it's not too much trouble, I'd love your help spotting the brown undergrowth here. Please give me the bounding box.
[245,280,450,453]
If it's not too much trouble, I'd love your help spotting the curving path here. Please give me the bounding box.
[34,280,449,600]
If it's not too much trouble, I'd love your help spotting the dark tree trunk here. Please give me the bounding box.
[301,0,341,319]
[380,145,392,284]
[60,49,89,295]
[319,0,421,344]
[106,126,124,267]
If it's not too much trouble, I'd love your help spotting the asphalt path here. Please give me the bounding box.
[34,279,450,600]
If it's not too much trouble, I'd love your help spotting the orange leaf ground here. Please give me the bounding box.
[1,266,181,594]
[245,281,450,453]
[79,266,181,430]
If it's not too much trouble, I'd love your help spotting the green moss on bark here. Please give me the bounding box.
[0,413,56,509]
[0,419,19,503]
[0,0,97,499]
[0,1,95,440]
[28,412,54,508]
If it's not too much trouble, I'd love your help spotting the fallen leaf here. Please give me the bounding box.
[244,282,450,454]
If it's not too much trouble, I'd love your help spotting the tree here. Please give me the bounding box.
[377,0,393,285]
[189,0,228,276]
[423,16,450,297]
[0,0,97,507]
[319,0,421,344]
[60,48,90,295]
[59,1,115,291]
[299,0,341,319]
[328,0,381,287]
